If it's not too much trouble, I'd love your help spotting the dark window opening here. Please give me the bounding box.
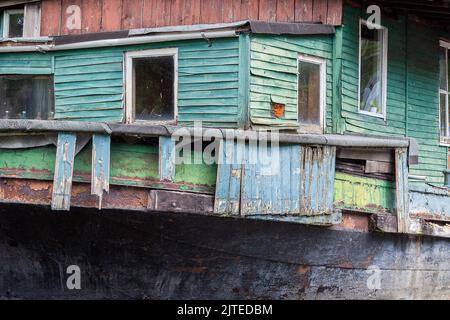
[133,55,175,122]
[0,75,55,120]
[298,60,321,127]
[3,9,24,38]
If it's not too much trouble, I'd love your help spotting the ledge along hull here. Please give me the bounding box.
[0,203,449,300]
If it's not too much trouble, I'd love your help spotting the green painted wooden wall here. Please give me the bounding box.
[249,34,334,131]
[0,37,241,127]
[341,5,448,184]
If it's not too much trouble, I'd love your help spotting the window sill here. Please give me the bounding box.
[439,137,450,147]
[358,110,386,121]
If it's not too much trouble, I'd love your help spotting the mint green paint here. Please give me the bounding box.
[238,33,250,129]
[248,34,334,130]
[341,5,448,185]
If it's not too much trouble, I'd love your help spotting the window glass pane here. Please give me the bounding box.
[360,23,384,114]
[133,56,174,122]
[448,49,450,91]
[0,75,54,120]
[440,93,448,137]
[298,60,321,126]
[8,13,24,38]
[440,47,447,91]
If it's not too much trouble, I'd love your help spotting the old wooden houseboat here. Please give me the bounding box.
[0,0,449,299]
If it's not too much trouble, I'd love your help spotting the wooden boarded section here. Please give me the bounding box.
[91,134,111,207]
[215,139,337,219]
[158,136,176,182]
[51,132,77,211]
[40,0,343,36]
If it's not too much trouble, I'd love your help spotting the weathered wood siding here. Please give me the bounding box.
[340,5,448,184]
[54,50,124,122]
[249,34,334,129]
[406,23,448,184]
[0,53,52,75]
[0,142,217,194]
[0,37,241,126]
[40,0,343,37]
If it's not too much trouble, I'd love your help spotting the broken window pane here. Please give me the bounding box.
[0,75,55,120]
[133,56,175,122]
[359,22,386,115]
[298,60,321,126]
[5,11,24,38]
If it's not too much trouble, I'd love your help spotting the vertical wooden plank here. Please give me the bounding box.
[222,0,235,23]
[155,0,172,27]
[214,139,243,215]
[101,0,123,31]
[23,3,41,37]
[40,0,62,36]
[276,0,295,22]
[259,0,277,21]
[52,133,77,211]
[142,0,157,27]
[396,148,410,233]
[312,0,328,23]
[248,0,260,20]
[122,0,143,29]
[159,136,176,182]
[82,0,102,33]
[200,0,223,24]
[170,0,183,26]
[294,0,313,22]
[91,134,111,209]
[326,0,342,25]
[180,0,200,25]
[238,33,250,129]
[61,0,82,34]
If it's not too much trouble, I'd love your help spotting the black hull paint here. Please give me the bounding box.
[0,203,449,299]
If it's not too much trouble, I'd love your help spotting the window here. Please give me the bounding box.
[0,75,55,120]
[125,48,178,123]
[297,54,326,133]
[2,9,24,38]
[359,20,388,119]
[440,41,450,143]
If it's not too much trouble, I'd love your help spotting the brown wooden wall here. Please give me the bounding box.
[40,0,343,36]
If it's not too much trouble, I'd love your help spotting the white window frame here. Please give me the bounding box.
[440,40,450,145]
[297,54,326,134]
[358,19,388,120]
[125,48,178,124]
[2,9,24,38]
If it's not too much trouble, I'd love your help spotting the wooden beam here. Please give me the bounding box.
[159,136,176,182]
[395,148,410,233]
[51,132,77,211]
[91,134,111,209]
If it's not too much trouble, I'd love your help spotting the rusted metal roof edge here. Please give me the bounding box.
[51,20,335,46]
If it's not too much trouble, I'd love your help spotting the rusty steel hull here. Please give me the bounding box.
[0,203,449,300]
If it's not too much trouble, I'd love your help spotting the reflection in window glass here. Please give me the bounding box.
[133,56,175,122]
[0,75,55,120]
[359,22,386,115]
[441,93,448,138]
[298,61,321,126]
[441,44,450,140]
[8,13,24,38]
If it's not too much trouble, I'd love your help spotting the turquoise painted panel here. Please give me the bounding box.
[51,132,77,211]
[249,34,334,130]
[0,53,52,74]
[159,136,176,181]
[91,134,111,200]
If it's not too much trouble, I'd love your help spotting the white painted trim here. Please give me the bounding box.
[125,48,178,124]
[358,19,388,121]
[2,9,24,38]
[439,42,450,140]
[297,53,327,134]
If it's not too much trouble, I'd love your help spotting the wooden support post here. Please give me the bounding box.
[395,148,410,233]
[91,134,111,209]
[214,138,244,216]
[159,136,176,182]
[51,132,77,211]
